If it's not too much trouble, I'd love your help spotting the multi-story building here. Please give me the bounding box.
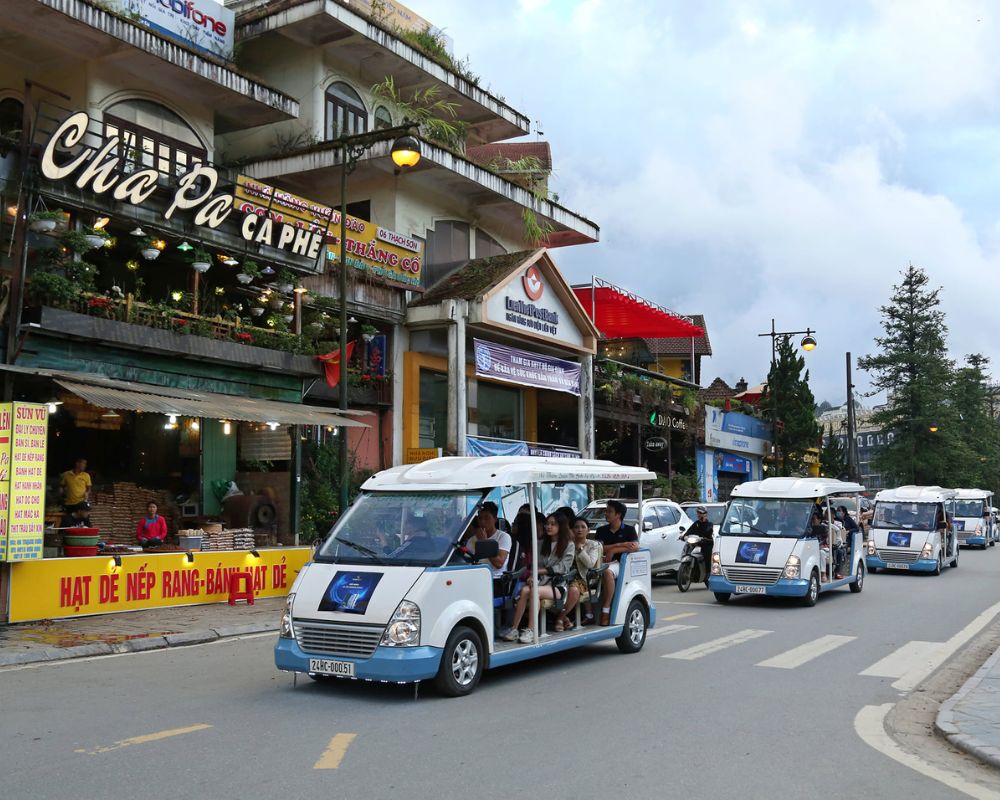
[0,0,600,559]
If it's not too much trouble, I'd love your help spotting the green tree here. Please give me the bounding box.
[951,354,1000,492]
[820,423,846,479]
[761,335,821,475]
[858,265,963,485]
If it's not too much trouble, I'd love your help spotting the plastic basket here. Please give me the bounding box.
[63,544,99,557]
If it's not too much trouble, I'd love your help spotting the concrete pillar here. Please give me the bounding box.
[455,302,467,456]
[391,322,407,466]
[578,353,594,459]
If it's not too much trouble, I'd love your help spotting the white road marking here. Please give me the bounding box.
[662,628,772,660]
[860,641,945,690]
[854,704,999,799]
[646,624,698,639]
[757,634,856,669]
[858,599,1000,692]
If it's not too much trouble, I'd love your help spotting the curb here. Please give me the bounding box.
[0,622,278,668]
[935,643,1000,768]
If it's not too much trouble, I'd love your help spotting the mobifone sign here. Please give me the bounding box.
[115,0,234,58]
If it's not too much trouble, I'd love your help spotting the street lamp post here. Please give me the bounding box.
[333,124,421,514]
[757,319,817,475]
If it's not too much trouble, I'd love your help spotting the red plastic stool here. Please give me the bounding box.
[228,570,255,605]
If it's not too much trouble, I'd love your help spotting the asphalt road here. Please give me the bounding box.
[4,550,1000,800]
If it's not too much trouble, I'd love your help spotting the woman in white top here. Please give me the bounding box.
[560,516,603,629]
[500,511,576,643]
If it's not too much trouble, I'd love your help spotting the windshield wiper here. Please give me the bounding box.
[335,538,386,564]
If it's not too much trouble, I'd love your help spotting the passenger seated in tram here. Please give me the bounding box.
[595,500,639,626]
[810,510,831,581]
[500,511,576,643]
[561,516,603,628]
[467,502,511,579]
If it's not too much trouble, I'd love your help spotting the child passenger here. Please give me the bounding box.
[500,512,575,643]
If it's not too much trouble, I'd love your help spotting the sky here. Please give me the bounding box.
[413,0,1000,405]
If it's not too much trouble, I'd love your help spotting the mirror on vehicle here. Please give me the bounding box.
[472,539,499,559]
[642,521,654,531]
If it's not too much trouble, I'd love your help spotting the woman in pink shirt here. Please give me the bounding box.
[136,501,168,548]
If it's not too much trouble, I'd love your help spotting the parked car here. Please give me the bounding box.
[680,502,727,536]
[579,498,693,575]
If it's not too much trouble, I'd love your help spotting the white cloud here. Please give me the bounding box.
[412,0,1000,401]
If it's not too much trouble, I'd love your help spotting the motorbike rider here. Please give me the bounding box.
[687,506,715,585]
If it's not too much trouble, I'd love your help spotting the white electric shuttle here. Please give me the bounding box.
[275,457,657,696]
[708,477,867,606]
[866,485,959,574]
[952,488,996,549]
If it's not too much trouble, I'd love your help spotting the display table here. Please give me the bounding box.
[6,547,310,623]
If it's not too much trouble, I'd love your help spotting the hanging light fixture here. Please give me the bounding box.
[93,216,110,230]
[223,256,239,267]
[153,239,167,251]
[177,241,193,252]
[260,265,275,276]
[390,134,422,169]
[222,420,232,436]
[130,226,146,237]
[126,259,140,271]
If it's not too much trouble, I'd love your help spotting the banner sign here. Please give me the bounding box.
[234,176,423,288]
[7,547,311,622]
[719,452,752,474]
[527,446,581,460]
[115,0,235,58]
[466,436,527,457]
[705,406,769,456]
[473,339,581,396]
[0,403,47,562]
[405,447,440,464]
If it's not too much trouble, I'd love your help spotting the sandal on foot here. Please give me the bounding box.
[553,620,565,632]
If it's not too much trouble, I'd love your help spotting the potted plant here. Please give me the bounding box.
[361,322,379,342]
[189,248,211,273]
[83,226,110,250]
[275,267,295,294]
[29,209,65,234]
[139,237,161,261]
[236,260,261,285]
[250,305,265,317]
[60,228,103,254]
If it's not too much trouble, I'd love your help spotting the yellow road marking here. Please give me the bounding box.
[662,612,697,621]
[75,724,212,755]
[314,733,357,769]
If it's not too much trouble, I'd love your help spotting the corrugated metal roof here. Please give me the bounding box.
[55,380,369,428]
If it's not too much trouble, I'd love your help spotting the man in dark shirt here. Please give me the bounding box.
[687,506,715,586]
[595,499,638,625]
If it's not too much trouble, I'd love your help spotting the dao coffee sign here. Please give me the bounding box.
[483,264,584,348]
[235,177,422,289]
[114,0,235,58]
[473,339,581,396]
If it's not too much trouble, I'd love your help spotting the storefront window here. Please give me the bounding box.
[477,382,521,441]
[325,82,368,139]
[103,99,205,178]
[419,369,448,449]
[423,220,470,288]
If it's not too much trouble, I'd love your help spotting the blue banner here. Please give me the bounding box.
[473,339,581,396]
[719,453,752,474]
[466,437,528,457]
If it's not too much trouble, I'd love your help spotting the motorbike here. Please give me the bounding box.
[677,533,710,592]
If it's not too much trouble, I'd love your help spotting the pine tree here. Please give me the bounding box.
[762,335,821,475]
[820,423,846,479]
[858,265,962,485]
[951,354,1000,492]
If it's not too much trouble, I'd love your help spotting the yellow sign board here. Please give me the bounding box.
[2,403,47,562]
[8,547,311,622]
[405,447,440,464]
[234,176,423,288]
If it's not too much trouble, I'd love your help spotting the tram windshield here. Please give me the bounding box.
[720,499,817,538]
[873,502,937,531]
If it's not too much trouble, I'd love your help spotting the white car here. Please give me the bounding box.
[579,498,693,575]
[680,502,727,536]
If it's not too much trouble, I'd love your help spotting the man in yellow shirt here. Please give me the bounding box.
[60,458,91,508]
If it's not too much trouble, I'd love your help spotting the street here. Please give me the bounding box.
[4,553,1000,799]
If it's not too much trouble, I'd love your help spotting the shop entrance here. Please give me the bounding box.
[717,470,747,500]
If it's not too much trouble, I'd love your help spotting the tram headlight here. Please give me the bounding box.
[867,540,876,556]
[784,554,801,579]
[279,593,295,639]
[710,551,721,576]
[921,543,934,560]
[381,600,421,647]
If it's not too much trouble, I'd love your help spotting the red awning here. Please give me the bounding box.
[571,285,704,338]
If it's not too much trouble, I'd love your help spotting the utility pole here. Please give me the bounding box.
[846,352,858,482]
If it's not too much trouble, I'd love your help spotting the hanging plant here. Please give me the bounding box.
[189,248,211,273]
[236,259,261,284]
[275,267,295,294]
[28,209,66,234]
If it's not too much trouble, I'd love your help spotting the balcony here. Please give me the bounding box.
[6,0,298,133]
[235,0,529,144]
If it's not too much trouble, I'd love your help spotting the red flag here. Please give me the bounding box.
[317,341,356,388]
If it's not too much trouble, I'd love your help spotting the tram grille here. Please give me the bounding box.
[294,620,384,658]
[722,566,783,585]
[875,549,921,564]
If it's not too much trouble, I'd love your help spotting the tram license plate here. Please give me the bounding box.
[309,658,355,677]
[734,585,766,595]
[885,562,909,570]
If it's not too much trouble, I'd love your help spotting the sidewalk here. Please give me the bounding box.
[936,644,1000,768]
[0,599,282,666]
